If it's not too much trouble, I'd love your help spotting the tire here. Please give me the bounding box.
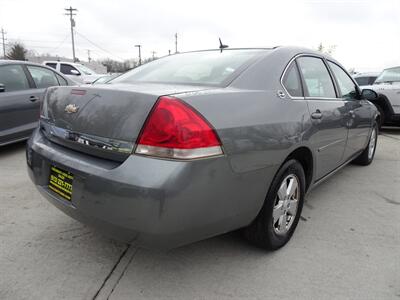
[244,159,305,250]
[353,122,378,166]
[376,105,385,130]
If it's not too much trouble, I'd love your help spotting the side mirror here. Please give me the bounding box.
[70,69,80,76]
[361,89,378,101]
[0,83,5,93]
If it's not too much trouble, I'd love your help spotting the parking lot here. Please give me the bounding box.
[0,129,399,300]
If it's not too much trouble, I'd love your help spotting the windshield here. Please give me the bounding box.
[75,64,96,75]
[375,67,400,84]
[111,49,267,86]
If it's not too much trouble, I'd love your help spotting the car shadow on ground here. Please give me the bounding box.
[0,140,27,157]
[381,126,400,135]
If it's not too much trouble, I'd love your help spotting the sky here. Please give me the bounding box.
[1,0,399,72]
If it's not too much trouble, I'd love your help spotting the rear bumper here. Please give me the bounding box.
[27,128,271,249]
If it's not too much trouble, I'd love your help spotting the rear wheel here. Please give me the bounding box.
[244,159,305,250]
[353,122,378,166]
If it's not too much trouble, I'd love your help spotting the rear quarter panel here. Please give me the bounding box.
[179,88,314,217]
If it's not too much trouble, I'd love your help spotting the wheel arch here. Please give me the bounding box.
[370,93,394,121]
[284,146,314,192]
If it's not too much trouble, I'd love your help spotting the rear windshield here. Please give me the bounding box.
[375,67,400,84]
[111,50,266,86]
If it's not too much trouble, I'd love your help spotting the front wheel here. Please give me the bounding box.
[353,122,378,166]
[244,159,305,250]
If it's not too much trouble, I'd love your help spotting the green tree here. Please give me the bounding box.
[6,43,27,61]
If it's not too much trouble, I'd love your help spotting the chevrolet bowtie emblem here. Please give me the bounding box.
[65,104,79,114]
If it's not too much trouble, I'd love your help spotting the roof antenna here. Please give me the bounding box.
[219,38,229,53]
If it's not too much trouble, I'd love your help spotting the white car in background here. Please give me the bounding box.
[360,67,400,128]
[43,61,104,84]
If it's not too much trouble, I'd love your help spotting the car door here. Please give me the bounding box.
[297,56,349,179]
[327,61,373,160]
[60,63,83,83]
[0,64,39,144]
[26,64,67,114]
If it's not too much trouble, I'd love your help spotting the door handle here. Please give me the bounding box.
[29,96,39,102]
[311,110,323,120]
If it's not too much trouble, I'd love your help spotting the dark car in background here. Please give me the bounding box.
[353,72,379,86]
[27,47,380,250]
[0,60,74,146]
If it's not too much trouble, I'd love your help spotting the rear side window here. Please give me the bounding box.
[27,66,60,89]
[45,63,57,70]
[297,57,336,98]
[282,62,303,97]
[0,64,30,92]
[328,62,357,100]
[60,64,80,75]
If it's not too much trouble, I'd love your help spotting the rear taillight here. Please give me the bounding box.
[135,96,223,159]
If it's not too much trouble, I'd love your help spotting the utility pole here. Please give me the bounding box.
[87,49,91,62]
[151,51,156,60]
[175,33,178,53]
[65,6,77,62]
[135,44,141,65]
[1,28,6,59]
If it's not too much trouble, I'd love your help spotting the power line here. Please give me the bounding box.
[49,34,70,53]
[75,30,125,61]
[65,6,77,62]
[7,38,67,44]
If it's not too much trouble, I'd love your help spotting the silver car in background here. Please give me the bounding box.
[27,47,379,250]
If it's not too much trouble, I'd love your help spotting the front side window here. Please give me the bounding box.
[60,64,80,75]
[45,63,57,70]
[27,66,60,89]
[297,57,336,98]
[328,62,358,100]
[282,62,303,97]
[0,64,30,92]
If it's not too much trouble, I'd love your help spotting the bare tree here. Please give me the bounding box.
[316,43,337,55]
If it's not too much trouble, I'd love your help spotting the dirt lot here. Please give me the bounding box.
[0,129,399,300]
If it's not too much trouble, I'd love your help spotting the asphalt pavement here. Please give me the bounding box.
[0,128,399,300]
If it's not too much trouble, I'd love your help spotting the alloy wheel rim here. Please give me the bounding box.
[368,128,377,160]
[272,174,300,235]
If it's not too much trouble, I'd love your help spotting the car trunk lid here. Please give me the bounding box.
[40,83,212,161]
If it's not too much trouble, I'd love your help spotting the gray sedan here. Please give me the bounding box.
[27,47,379,250]
[0,60,73,146]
